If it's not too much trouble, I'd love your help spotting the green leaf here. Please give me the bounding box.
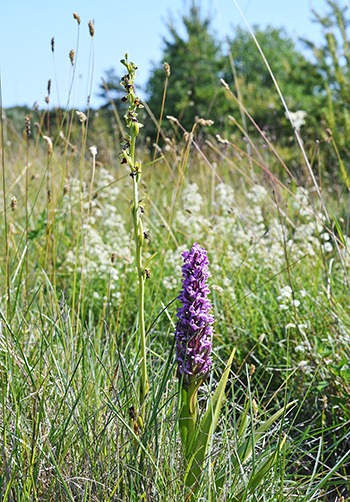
[47,444,75,502]
[237,399,250,439]
[185,347,236,490]
[233,400,296,468]
[144,252,158,270]
[234,434,288,499]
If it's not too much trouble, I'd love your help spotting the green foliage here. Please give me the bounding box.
[184,348,236,493]
[3,3,350,499]
[225,25,323,141]
[302,0,350,163]
[146,1,227,135]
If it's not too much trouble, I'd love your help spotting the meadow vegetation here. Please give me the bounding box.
[1,1,350,500]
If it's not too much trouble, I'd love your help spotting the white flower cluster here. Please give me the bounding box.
[175,183,210,238]
[62,169,131,301]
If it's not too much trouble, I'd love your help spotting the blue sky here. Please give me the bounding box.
[0,0,335,109]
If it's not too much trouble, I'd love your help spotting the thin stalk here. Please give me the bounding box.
[25,117,30,309]
[71,119,86,329]
[150,68,169,181]
[130,136,148,415]
[119,53,148,419]
[0,77,10,317]
[78,146,96,323]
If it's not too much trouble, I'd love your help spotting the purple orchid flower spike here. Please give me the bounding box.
[175,242,214,387]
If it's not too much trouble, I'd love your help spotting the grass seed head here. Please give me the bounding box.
[88,20,94,37]
[42,135,53,154]
[196,118,214,127]
[51,37,54,52]
[10,196,17,211]
[258,333,266,344]
[25,115,31,138]
[69,49,75,66]
[47,79,51,95]
[73,12,81,25]
[163,62,170,77]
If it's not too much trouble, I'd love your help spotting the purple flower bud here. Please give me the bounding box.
[175,243,213,386]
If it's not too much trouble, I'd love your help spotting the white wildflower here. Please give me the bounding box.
[322,242,333,253]
[76,111,87,122]
[90,145,97,157]
[287,110,307,131]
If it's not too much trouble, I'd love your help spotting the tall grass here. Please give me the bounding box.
[1,12,350,502]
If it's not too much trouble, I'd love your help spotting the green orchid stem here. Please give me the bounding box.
[180,383,199,457]
[130,135,148,418]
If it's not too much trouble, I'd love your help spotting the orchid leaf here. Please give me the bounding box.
[185,347,236,489]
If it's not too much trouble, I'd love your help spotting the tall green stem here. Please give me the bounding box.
[119,53,148,419]
[130,136,148,415]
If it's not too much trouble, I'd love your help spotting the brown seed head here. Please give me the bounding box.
[47,190,52,203]
[51,37,55,52]
[111,252,116,264]
[25,115,31,138]
[88,20,94,37]
[10,196,17,211]
[69,49,75,66]
[45,95,50,104]
[163,62,170,77]
[63,185,69,196]
[47,79,51,95]
[73,12,81,25]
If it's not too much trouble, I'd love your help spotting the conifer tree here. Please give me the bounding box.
[146,1,227,134]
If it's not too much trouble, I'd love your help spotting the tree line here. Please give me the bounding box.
[99,0,350,172]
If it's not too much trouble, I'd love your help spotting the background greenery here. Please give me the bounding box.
[1,0,350,500]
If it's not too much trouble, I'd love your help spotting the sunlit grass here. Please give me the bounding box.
[1,11,350,501]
